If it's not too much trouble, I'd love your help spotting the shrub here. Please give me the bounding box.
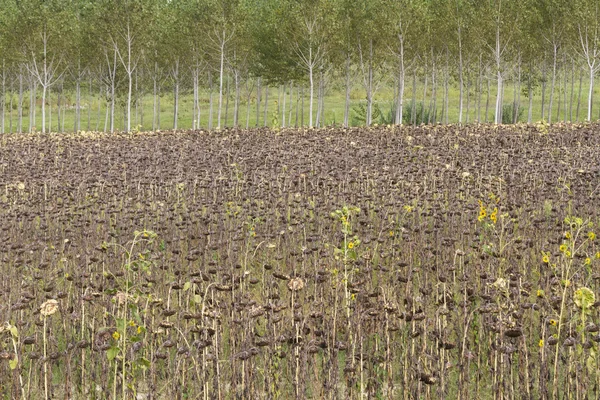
[502,102,524,124]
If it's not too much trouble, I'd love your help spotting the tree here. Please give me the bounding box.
[432,0,478,124]
[575,0,600,121]
[279,0,334,128]
[478,0,527,124]
[536,0,571,123]
[14,0,72,133]
[387,0,429,125]
[203,0,241,129]
[97,0,155,132]
[351,0,389,126]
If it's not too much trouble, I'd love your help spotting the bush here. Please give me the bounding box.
[502,103,524,124]
[351,101,437,126]
[404,101,436,125]
[351,102,388,126]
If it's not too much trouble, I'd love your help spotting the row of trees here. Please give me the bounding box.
[0,0,599,133]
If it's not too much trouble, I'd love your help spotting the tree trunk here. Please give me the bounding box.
[224,74,230,127]
[196,68,201,129]
[556,65,562,122]
[255,77,261,127]
[288,82,294,126]
[444,54,449,124]
[315,77,321,127]
[587,65,594,121]
[60,83,65,132]
[295,84,299,127]
[477,58,483,122]
[192,68,197,129]
[18,69,23,133]
[466,74,471,124]
[9,79,14,133]
[8,81,13,133]
[75,63,81,132]
[30,78,36,133]
[209,73,214,130]
[563,54,568,121]
[395,34,405,125]
[245,79,253,130]
[485,74,490,123]
[263,85,268,127]
[514,55,521,124]
[308,47,315,128]
[233,71,240,128]
[48,87,52,131]
[344,54,351,127]
[173,59,179,130]
[429,58,437,125]
[548,45,557,124]
[282,81,287,128]
[569,58,574,121]
[290,85,300,128]
[300,87,304,127]
[56,83,62,132]
[494,25,502,124]
[104,84,109,132]
[541,60,547,121]
[576,67,583,121]
[458,27,464,124]
[126,69,132,133]
[276,85,281,126]
[494,68,502,124]
[153,61,159,131]
[528,68,533,124]
[96,83,102,131]
[217,30,225,129]
[157,82,161,130]
[87,73,92,131]
[138,70,144,129]
[319,70,325,126]
[411,69,416,125]
[135,69,139,128]
[366,40,374,126]
[0,62,5,134]
[109,49,117,133]
[41,83,47,133]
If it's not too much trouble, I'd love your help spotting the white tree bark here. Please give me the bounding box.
[18,69,23,133]
[255,77,261,127]
[0,61,5,134]
[578,23,600,121]
[113,21,139,132]
[233,69,240,128]
[343,54,351,127]
[291,17,325,128]
[172,58,180,130]
[106,49,117,132]
[494,24,503,124]
[27,29,63,133]
[212,28,233,129]
[548,42,558,123]
[395,32,405,125]
[282,82,287,128]
[457,22,464,124]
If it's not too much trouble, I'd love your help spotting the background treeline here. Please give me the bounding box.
[0,0,599,133]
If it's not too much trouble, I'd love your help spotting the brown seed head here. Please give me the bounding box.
[287,277,305,291]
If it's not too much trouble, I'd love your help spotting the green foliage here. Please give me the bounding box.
[351,102,383,126]
[502,103,525,124]
[404,101,437,125]
[351,101,440,126]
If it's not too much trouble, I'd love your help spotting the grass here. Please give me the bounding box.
[2,73,600,133]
